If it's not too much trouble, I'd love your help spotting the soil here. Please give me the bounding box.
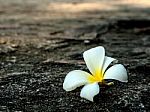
[0,0,150,112]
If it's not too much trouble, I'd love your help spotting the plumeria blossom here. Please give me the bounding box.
[63,46,128,102]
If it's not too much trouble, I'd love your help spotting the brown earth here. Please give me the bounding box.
[0,0,150,111]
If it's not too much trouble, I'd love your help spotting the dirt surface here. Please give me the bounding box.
[0,0,150,111]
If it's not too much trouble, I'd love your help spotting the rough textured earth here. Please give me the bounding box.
[0,0,150,112]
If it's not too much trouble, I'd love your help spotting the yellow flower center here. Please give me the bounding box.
[88,69,114,86]
[88,69,103,83]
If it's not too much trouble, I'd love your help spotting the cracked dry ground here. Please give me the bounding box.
[0,0,150,112]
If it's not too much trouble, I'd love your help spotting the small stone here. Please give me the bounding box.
[11,44,19,48]
[84,40,90,44]
[145,48,150,55]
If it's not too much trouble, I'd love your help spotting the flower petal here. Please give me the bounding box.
[80,82,99,102]
[83,46,105,76]
[102,56,118,75]
[63,70,91,91]
[103,64,128,82]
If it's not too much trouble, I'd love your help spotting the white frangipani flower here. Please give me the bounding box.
[63,46,128,102]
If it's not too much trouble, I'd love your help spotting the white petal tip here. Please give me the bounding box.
[104,64,128,82]
[80,83,99,102]
[80,93,94,102]
[83,46,105,75]
[63,70,90,92]
[63,83,71,91]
